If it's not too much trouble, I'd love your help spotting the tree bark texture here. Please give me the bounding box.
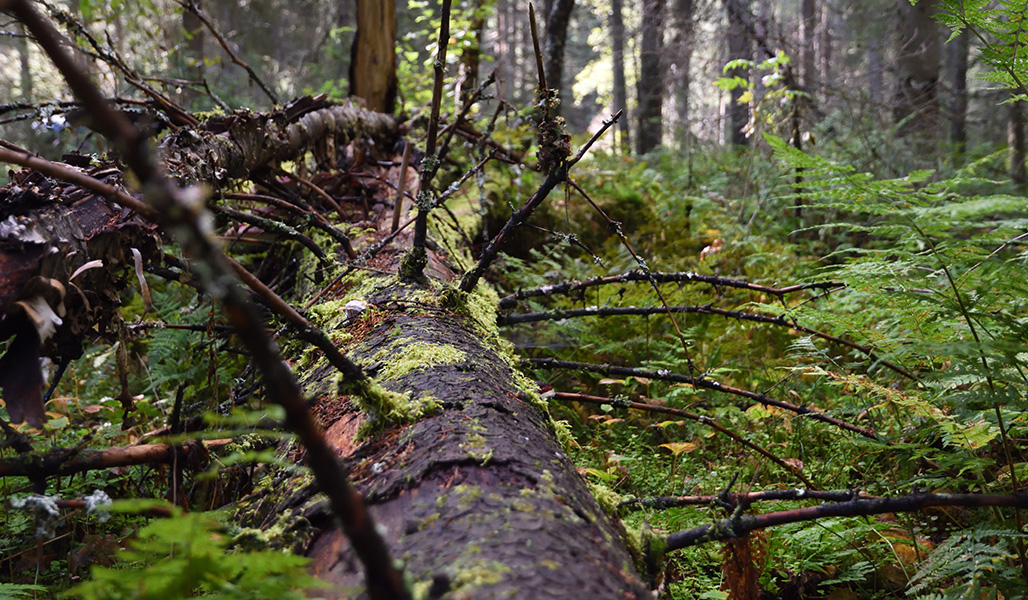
[0,101,651,599]
[268,300,652,599]
[544,0,575,113]
[894,0,940,143]
[610,0,631,152]
[725,0,751,146]
[350,0,398,113]
[948,28,969,161]
[636,0,665,154]
[671,0,693,151]
[800,0,817,93]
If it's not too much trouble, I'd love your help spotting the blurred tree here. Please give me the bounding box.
[610,0,630,151]
[636,0,665,153]
[544,0,575,114]
[351,0,398,113]
[947,28,969,163]
[724,0,751,146]
[893,0,940,145]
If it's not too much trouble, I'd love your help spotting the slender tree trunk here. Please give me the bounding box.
[725,0,751,146]
[818,3,832,93]
[457,0,486,106]
[17,23,32,100]
[800,0,817,93]
[948,28,969,163]
[894,0,940,147]
[1009,100,1026,185]
[671,0,693,152]
[543,0,575,113]
[868,41,883,110]
[350,0,397,113]
[636,0,666,154]
[611,0,631,152]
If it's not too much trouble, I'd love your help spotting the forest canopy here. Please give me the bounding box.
[1,1,1028,599]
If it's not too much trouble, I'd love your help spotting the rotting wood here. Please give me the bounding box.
[0,98,652,597]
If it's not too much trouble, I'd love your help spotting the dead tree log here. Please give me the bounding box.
[0,100,651,597]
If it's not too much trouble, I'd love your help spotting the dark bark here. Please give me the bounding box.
[636,0,665,154]
[894,0,940,146]
[611,0,631,151]
[725,0,751,146]
[948,29,969,162]
[285,306,651,599]
[671,0,693,151]
[800,0,817,92]
[543,0,575,113]
[350,0,398,113]
[0,99,650,599]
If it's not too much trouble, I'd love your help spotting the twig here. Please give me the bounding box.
[665,492,1028,550]
[406,0,453,278]
[620,489,864,512]
[222,191,357,253]
[503,303,915,380]
[498,270,843,308]
[391,141,413,233]
[568,176,698,375]
[554,392,816,488]
[177,0,278,105]
[0,439,231,477]
[528,358,879,440]
[210,204,327,261]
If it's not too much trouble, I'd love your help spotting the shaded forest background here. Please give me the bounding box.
[2,0,1028,599]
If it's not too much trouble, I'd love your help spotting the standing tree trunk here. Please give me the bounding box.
[543,0,575,113]
[611,0,631,152]
[671,0,694,152]
[894,0,940,147]
[948,28,969,163]
[456,0,486,106]
[724,0,751,146]
[800,0,817,93]
[818,3,832,94]
[350,0,397,113]
[1009,100,1027,186]
[636,0,665,154]
[17,23,32,100]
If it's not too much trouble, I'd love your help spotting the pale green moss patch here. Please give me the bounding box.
[450,560,511,590]
[374,341,465,381]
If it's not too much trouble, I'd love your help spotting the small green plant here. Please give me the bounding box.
[68,508,323,600]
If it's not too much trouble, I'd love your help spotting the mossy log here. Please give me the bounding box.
[239,278,651,598]
[0,100,652,599]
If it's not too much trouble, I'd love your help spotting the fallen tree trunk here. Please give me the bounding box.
[0,99,651,597]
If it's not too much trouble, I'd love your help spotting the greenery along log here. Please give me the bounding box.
[0,96,651,598]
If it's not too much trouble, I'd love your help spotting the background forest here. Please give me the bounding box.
[1,0,1028,599]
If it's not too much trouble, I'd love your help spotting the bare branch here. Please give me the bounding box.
[554,392,816,488]
[498,270,843,307]
[529,358,879,440]
[665,492,1028,550]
